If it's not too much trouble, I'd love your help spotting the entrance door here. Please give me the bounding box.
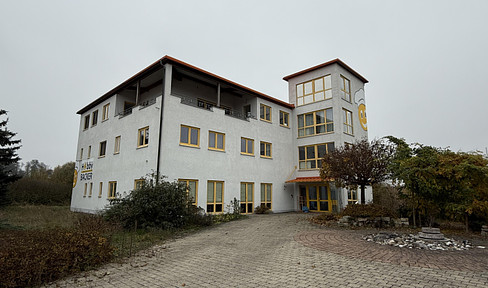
[300,184,332,212]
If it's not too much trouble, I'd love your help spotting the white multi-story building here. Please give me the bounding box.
[71,56,371,214]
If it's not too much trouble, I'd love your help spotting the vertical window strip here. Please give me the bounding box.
[279,111,289,127]
[108,181,117,199]
[138,127,149,147]
[89,182,93,197]
[102,104,110,121]
[207,181,223,213]
[209,131,225,151]
[343,109,353,135]
[341,75,351,102]
[98,182,103,198]
[114,136,121,154]
[240,182,254,214]
[260,183,272,209]
[179,179,198,206]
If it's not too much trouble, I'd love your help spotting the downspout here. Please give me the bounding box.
[156,61,165,184]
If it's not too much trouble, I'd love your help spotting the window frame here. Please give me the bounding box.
[134,179,145,190]
[279,110,289,127]
[180,125,200,147]
[102,103,110,121]
[340,75,352,102]
[138,127,149,148]
[83,183,87,197]
[260,104,272,122]
[114,136,121,154]
[99,141,107,158]
[298,142,335,170]
[260,183,272,209]
[260,141,272,158]
[108,181,117,199]
[84,115,90,130]
[179,179,198,206]
[98,182,103,198]
[80,148,84,160]
[88,182,93,197]
[240,137,254,156]
[296,75,332,106]
[343,108,354,135]
[208,131,225,151]
[297,108,334,137]
[240,182,254,214]
[348,188,358,205]
[91,110,98,126]
[207,180,224,214]
[87,145,91,158]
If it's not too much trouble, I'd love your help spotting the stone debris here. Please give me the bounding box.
[362,231,481,251]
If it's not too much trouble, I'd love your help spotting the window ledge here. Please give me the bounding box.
[137,145,148,150]
[260,156,273,159]
[114,152,120,155]
[240,153,255,157]
[98,155,106,159]
[280,124,290,129]
[102,119,109,123]
[209,148,226,153]
[260,119,272,124]
[180,144,200,149]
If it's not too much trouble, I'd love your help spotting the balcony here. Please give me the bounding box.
[179,95,256,121]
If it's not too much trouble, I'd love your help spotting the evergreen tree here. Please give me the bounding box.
[0,110,21,206]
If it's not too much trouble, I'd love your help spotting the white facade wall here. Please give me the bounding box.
[70,57,372,214]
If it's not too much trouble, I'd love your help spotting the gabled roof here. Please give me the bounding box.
[77,55,294,114]
[282,58,368,83]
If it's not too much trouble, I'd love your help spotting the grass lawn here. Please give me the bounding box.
[0,205,82,230]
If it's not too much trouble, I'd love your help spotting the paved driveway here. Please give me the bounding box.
[48,213,488,288]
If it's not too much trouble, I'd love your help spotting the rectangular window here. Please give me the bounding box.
[134,179,145,190]
[341,75,351,102]
[179,179,198,206]
[80,148,84,160]
[348,189,358,205]
[261,183,272,209]
[180,125,200,147]
[114,136,121,154]
[279,111,289,127]
[98,182,103,198]
[240,182,254,214]
[260,104,272,122]
[88,182,93,197]
[343,109,353,135]
[99,141,107,157]
[240,137,254,155]
[83,183,87,197]
[207,181,223,213]
[87,146,91,158]
[138,127,149,147]
[108,181,117,199]
[298,142,335,170]
[260,141,272,158]
[102,103,110,121]
[296,75,332,106]
[298,108,334,137]
[209,131,225,151]
[84,115,90,130]
[92,110,98,126]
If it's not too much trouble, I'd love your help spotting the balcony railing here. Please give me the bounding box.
[179,95,256,121]
[118,98,157,118]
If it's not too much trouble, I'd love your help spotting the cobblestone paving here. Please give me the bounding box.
[47,213,488,288]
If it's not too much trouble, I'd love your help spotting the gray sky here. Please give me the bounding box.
[1,0,487,168]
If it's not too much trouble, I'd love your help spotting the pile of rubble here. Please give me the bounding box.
[363,231,486,251]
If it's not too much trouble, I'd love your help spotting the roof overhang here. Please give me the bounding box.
[77,55,294,115]
[283,58,368,83]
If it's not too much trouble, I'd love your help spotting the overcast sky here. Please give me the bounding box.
[1,0,487,168]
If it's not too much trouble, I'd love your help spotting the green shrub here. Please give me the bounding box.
[103,177,197,229]
[341,203,395,218]
[254,205,271,214]
[0,214,114,288]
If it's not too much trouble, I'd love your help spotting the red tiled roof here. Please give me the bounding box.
[77,55,294,114]
[282,58,368,83]
[285,177,329,183]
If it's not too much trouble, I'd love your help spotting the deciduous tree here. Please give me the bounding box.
[320,138,394,204]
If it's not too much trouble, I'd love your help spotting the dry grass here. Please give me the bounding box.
[0,205,82,230]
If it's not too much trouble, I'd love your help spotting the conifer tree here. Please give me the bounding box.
[0,110,21,206]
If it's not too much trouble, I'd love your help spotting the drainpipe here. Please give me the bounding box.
[156,62,165,184]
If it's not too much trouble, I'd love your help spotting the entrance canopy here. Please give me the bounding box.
[286,177,330,183]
